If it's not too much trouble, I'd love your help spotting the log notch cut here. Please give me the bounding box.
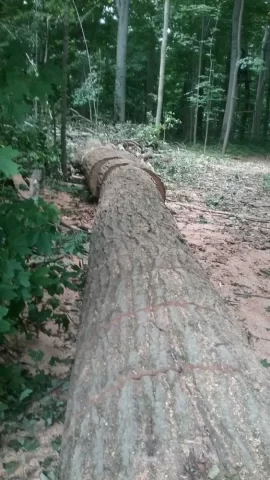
[60,144,270,480]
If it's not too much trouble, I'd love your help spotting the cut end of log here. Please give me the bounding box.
[78,143,166,202]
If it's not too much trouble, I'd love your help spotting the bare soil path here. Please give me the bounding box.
[167,154,270,361]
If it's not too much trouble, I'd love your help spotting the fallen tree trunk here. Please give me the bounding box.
[60,144,270,480]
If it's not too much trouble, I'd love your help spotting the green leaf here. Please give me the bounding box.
[0,319,11,333]
[37,233,52,255]
[0,306,8,320]
[0,146,19,177]
[40,471,58,480]
[0,401,9,417]
[3,461,19,474]
[41,456,54,469]
[21,436,40,452]
[19,388,33,402]
[51,435,62,452]
[31,267,54,286]
[17,270,30,288]
[0,285,17,301]
[8,439,22,451]
[40,474,50,480]
[21,416,37,432]
[260,359,270,368]
[29,349,45,363]
[9,234,30,256]
[48,297,60,310]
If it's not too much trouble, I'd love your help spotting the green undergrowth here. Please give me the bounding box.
[0,184,88,415]
[0,177,89,478]
[151,146,224,185]
[187,139,270,158]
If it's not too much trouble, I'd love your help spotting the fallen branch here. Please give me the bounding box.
[28,255,65,268]
[249,332,270,343]
[58,181,85,190]
[60,219,91,233]
[70,108,98,136]
[234,292,270,300]
[169,201,270,224]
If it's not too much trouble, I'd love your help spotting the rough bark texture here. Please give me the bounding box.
[78,144,166,201]
[60,145,270,480]
[221,0,244,153]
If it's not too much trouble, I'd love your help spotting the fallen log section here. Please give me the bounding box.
[60,143,270,480]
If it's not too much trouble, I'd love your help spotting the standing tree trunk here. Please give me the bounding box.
[217,49,231,137]
[221,0,244,154]
[239,53,251,140]
[60,143,270,480]
[251,25,270,140]
[155,0,170,127]
[114,0,130,123]
[193,16,204,145]
[146,37,156,120]
[60,0,69,179]
[263,72,270,137]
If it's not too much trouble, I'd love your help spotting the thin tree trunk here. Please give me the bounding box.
[239,70,251,140]
[60,0,69,178]
[52,106,57,149]
[193,16,204,145]
[203,10,220,150]
[146,38,156,120]
[197,74,204,140]
[114,0,130,123]
[217,51,230,137]
[155,0,170,127]
[60,143,270,480]
[34,0,40,120]
[44,14,50,64]
[180,79,190,139]
[263,71,270,137]
[251,25,270,140]
[221,0,244,154]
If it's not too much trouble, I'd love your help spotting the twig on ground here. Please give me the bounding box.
[234,292,270,300]
[60,219,91,233]
[70,108,97,136]
[28,255,65,267]
[169,201,270,224]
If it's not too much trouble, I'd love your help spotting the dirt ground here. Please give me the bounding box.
[167,156,270,360]
[1,153,270,479]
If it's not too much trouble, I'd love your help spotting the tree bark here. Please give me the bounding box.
[239,56,251,140]
[60,144,270,480]
[263,71,270,137]
[251,25,270,140]
[155,0,170,127]
[221,0,244,154]
[114,0,130,123]
[146,38,156,120]
[193,16,204,145]
[60,0,69,179]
